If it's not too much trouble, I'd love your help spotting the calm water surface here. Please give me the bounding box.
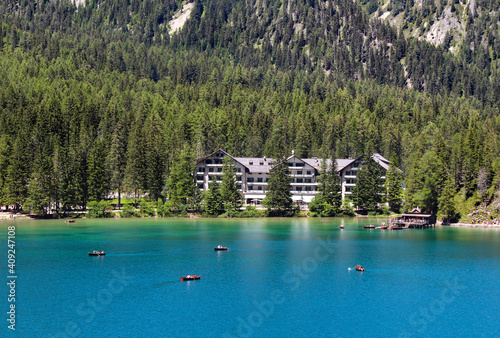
[1,218,499,337]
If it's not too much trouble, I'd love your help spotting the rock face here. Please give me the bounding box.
[423,6,463,48]
[169,3,195,36]
[375,0,494,52]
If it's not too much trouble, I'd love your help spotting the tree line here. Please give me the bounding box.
[0,0,499,221]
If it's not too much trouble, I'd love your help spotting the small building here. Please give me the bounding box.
[391,212,436,228]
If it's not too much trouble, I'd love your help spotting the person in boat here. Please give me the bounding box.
[218,245,223,248]
[186,275,191,278]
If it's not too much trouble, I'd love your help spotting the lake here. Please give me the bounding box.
[2,217,499,337]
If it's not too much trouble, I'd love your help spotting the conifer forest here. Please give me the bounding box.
[1,0,500,221]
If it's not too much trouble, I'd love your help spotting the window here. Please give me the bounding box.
[306,171,311,175]
[237,185,242,190]
[305,178,311,183]
[248,186,253,191]
[260,162,264,165]
[196,176,204,181]
[353,162,359,167]
[297,171,303,175]
[290,178,295,183]
[258,186,262,191]
[296,163,305,167]
[236,168,241,172]
[249,162,253,165]
[206,159,212,164]
[217,168,222,172]
[288,163,294,167]
[209,168,214,172]
[296,178,303,183]
[197,167,205,173]
[257,177,263,183]
[346,187,351,192]
[296,187,302,191]
[305,186,311,191]
[197,184,203,189]
[247,177,254,183]
[265,178,269,182]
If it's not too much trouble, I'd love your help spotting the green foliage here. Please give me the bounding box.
[139,200,156,217]
[24,176,49,215]
[220,155,242,211]
[317,158,342,208]
[0,0,498,220]
[352,155,385,211]
[439,177,457,220]
[167,148,196,206]
[204,181,224,216]
[120,203,137,218]
[87,200,113,218]
[262,157,293,216]
[386,154,403,212]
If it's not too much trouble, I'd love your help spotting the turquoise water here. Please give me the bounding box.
[1,218,499,337]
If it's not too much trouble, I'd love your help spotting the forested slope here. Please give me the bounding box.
[0,0,499,221]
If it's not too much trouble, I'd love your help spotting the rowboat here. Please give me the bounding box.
[180,275,201,281]
[214,246,229,251]
[88,251,106,256]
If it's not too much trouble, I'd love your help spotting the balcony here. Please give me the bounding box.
[290,190,317,194]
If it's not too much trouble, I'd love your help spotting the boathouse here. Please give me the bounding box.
[391,212,436,228]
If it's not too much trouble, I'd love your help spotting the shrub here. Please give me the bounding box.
[87,200,113,218]
[139,201,155,217]
[121,203,136,218]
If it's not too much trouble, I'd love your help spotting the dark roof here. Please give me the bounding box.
[401,213,433,218]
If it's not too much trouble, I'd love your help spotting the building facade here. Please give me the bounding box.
[195,149,391,208]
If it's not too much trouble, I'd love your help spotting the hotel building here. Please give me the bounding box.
[195,149,391,208]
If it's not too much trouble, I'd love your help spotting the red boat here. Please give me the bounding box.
[180,275,201,281]
[214,246,229,251]
[66,219,76,223]
[88,251,106,256]
[355,265,364,272]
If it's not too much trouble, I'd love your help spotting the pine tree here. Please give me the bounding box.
[166,148,196,207]
[124,114,146,204]
[386,154,403,212]
[24,174,49,215]
[220,155,242,211]
[107,117,127,209]
[87,138,108,202]
[143,111,165,201]
[204,180,224,216]
[352,154,384,211]
[439,176,456,220]
[262,156,293,216]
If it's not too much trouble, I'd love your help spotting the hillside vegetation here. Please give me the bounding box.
[0,0,499,222]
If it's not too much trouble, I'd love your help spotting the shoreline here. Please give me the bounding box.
[2,211,500,228]
[445,222,500,229]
